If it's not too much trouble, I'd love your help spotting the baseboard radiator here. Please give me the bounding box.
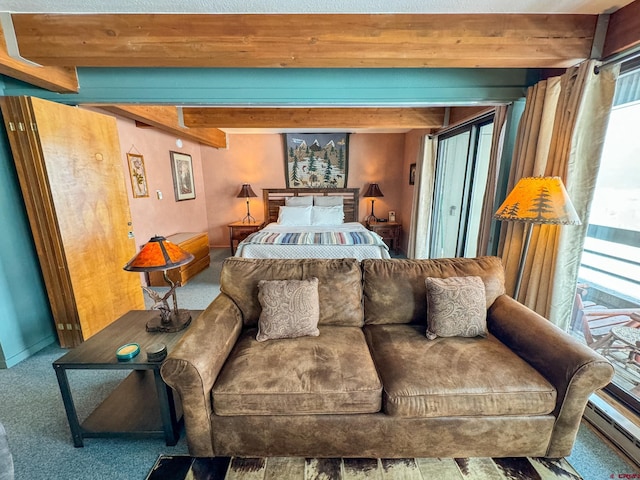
[584,394,640,467]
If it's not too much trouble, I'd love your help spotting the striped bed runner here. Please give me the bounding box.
[244,230,387,247]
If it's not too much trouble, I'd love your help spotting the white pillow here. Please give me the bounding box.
[285,196,313,206]
[277,206,312,225]
[313,195,343,207]
[311,206,345,225]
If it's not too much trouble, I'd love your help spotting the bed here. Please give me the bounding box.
[234,188,391,260]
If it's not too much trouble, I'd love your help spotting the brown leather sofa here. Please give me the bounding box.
[161,256,614,459]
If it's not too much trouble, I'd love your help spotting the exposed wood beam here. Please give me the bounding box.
[182,107,446,129]
[602,0,640,58]
[95,105,226,149]
[0,23,78,93]
[11,13,596,68]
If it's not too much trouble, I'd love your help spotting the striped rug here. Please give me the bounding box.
[145,456,582,479]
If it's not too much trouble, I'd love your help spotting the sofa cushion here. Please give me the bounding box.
[364,324,556,418]
[257,278,320,342]
[362,257,506,325]
[425,276,487,339]
[212,326,382,416]
[220,257,363,328]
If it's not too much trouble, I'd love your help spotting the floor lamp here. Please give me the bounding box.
[494,176,581,299]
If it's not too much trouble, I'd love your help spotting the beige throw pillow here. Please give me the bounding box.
[257,278,320,342]
[425,276,487,340]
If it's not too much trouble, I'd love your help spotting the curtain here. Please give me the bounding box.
[498,60,619,329]
[407,135,437,258]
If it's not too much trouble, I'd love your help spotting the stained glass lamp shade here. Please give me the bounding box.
[124,236,195,332]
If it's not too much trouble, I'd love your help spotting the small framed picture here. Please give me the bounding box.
[170,151,196,201]
[126,153,149,198]
[409,163,416,185]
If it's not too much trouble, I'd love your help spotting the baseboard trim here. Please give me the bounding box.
[0,335,55,368]
[584,392,640,467]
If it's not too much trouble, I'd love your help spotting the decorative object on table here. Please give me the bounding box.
[146,343,168,362]
[236,183,258,223]
[126,152,149,198]
[409,163,416,185]
[284,133,349,188]
[116,343,140,361]
[494,176,581,298]
[170,151,196,201]
[388,211,396,222]
[123,236,195,332]
[363,182,384,224]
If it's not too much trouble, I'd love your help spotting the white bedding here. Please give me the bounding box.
[234,222,391,260]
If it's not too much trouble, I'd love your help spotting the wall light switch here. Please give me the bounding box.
[156,190,163,200]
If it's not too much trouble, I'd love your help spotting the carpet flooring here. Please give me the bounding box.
[145,455,583,480]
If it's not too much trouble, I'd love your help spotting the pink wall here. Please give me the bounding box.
[200,133,408,247]
[109,115,209,249]
[95,108,425,256]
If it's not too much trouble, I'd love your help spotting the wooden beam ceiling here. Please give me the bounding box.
[0,23,78,93]
[602,0,640,58]
[10,13,597,68]
[181,107,446,129]
[95,105,227,149]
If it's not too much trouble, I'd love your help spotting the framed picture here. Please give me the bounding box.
[126,153,149,198]
[170,151,196,201]
[409,163,416,185]
[284,133,349,188]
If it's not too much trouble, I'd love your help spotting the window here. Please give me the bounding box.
[570,63,640,413]
[430,116,494,258]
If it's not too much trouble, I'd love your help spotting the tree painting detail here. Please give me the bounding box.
[284,133,349,188]
[529,186,555,220]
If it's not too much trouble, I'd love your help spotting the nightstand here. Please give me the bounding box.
[228,221,263,255]
[366,221,402,255]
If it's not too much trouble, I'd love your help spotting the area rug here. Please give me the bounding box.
[145,455,583,479]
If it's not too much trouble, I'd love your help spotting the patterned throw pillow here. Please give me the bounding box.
[256,278,321,342]
[425,276,487,340]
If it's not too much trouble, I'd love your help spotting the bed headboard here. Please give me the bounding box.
[263,188,360,224]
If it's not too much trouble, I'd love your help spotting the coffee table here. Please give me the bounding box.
[53,309,201,447]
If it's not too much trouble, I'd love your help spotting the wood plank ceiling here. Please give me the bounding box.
[0,7,639,141]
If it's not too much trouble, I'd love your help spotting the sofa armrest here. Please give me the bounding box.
[161,294,243,457]
[488,294,614,457]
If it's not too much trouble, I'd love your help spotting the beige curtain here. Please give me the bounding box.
[407,135,437,258]
[499,60,619,329]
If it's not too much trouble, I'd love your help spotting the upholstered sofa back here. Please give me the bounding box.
[220,257,364,327]
[362,257,506,325]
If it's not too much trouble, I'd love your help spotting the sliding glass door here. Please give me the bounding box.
[430,117,494,258]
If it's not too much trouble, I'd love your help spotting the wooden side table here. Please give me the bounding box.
[228,221,263,255]
[366,221,402,254]
[53,310,201,447]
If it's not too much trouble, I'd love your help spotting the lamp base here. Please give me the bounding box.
[241,214,256,224]
[146,309,192,333]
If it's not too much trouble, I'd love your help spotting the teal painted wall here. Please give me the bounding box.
[0,98,55,368]
[2,67,537,105]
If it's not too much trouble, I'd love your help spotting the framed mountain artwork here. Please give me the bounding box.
[284,133,349,188]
